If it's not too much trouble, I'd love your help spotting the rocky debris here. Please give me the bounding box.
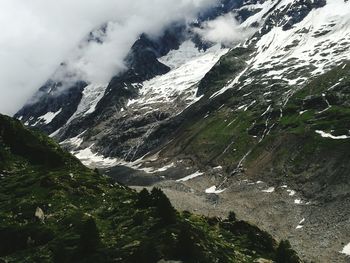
[34,207,45,222]
[132,169,349,263]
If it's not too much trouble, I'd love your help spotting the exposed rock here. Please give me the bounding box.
[34,207,45,222]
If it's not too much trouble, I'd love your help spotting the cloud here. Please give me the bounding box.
[0,0,218,115]
[194,12,255,46]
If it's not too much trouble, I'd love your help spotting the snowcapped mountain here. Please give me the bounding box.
[15,0,350,175]
[15,0,259,157]
[16,0,350,163]
[13,0,350,262]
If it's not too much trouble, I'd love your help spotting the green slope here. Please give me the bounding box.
[160,61,350,202]
[0,115,300,262]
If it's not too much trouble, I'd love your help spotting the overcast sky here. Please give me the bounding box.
[0,0,218,115]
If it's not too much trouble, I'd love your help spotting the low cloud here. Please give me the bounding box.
[0,0,218,115]
[194,12,255,46]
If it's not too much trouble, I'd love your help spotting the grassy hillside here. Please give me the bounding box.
[0,115,301,262]
[244,62,350,200]
[160,61,350,202]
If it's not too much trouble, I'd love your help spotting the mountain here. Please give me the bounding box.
[14,0,265,160]
[0,114,302,262]
[14,0,350,262]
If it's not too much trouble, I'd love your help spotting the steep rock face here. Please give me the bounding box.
[14,28,178,136]
[64,42,228,161]
[158,0,350,198]
[15,80,87,134]
[95,0,350,166]
[15,0,350,171]
[13,23,112,133]
[16,0,267,160]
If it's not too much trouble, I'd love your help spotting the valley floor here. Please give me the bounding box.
[103,165,350,263]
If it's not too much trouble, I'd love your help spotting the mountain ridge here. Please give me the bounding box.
[12,0,350,262]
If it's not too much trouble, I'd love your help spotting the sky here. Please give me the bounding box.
[0,0,219,115]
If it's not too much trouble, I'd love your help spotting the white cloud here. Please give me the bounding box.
[0,0,218,115]
[194,12,256,46]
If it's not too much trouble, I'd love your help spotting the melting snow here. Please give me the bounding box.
[212,0,350,96]
[153,163,175,172]
[237,104,247,110]
[37,108,62,124]
[49,127,62,138]
[127,41,228,109]
[61,131,86,147]
[68,83,107,123]
[294,199,303,205]
[341,243,350,256]
[176,171,204,182]
[287,189,296,196]
[315,130,350,140]
[205,186,226,194]
[159,40,209,69]
[262,187,275,193]
[261,105,272,116]
[296,217,306,228]
[253,0,350,77]
[74,145,117,168]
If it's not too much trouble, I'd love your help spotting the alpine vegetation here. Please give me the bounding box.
[1,0,350,262]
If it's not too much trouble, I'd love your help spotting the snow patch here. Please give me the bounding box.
[74,145,117,168]
[159,41,207,69]
[68,83,107,123]
[153,163,175,172]
[127,41,228,110]
[176,171,204,182]
[262,187,275,193]
[213,0,350,96]
[315,130,350,140]
[340,243,350,256]
[49,127,62,138]
[37,108,62,124]
[287,189,296,196]
[205,185,225,194]
[294,199,303,205]
[61,131,86,147]
[296,217,306,229]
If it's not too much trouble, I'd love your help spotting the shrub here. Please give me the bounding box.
[276,240,300,263]
[228,211,236,222]
[78,217,101,254]
[135,188,152,209]
[151,188,176,225]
